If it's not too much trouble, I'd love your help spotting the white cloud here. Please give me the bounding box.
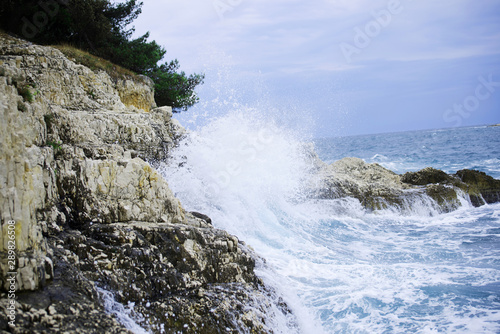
[131,0,500,135]
[132,0,499,73]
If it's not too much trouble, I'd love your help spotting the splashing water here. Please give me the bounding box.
[159,111,500,333]
[160,110,324,333]
[98,287,151,334]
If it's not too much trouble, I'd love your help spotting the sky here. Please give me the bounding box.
[130,0,500,137]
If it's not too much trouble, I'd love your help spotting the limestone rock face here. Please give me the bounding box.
[0,33,180,293]
[48,103,179,162]
[0,37,155,112]
[56,149,185,226]
[116,75,157,112]
[313,157,418,211]
[0,33,295,334]
[0,50,54,291]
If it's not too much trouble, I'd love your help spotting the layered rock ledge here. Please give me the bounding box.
[0,34,295,333]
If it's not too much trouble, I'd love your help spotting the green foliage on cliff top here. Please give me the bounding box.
[149,60,205,111]
[0,0,204,111]
[52,44,137,80]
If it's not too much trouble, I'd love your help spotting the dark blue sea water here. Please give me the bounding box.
[314,125,500,179]
[158,119,500,334]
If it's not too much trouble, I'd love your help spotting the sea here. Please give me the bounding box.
[146,113,500,333]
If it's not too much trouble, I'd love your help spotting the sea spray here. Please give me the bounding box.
[161,109,316,216]
[160,109,326,333]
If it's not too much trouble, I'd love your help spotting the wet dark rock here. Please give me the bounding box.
[135,283,295,334]
[190,211,213,225]
[0,237,132,334]
[54,219,292,333]
[401,167,500,207]
[455,169,500,206]
[401,167,455,186]
[0,218,295,333]
[424,184,462,212]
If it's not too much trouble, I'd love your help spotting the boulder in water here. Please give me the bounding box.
[312,157,500,213]
[400,167,500,207]
[313,157,418,212]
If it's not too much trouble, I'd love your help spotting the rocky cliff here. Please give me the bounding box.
[0,34,295,333]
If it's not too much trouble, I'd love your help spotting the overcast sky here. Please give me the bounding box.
[131,0,500,137]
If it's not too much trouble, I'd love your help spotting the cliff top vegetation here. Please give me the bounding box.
[0,0,204,111]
